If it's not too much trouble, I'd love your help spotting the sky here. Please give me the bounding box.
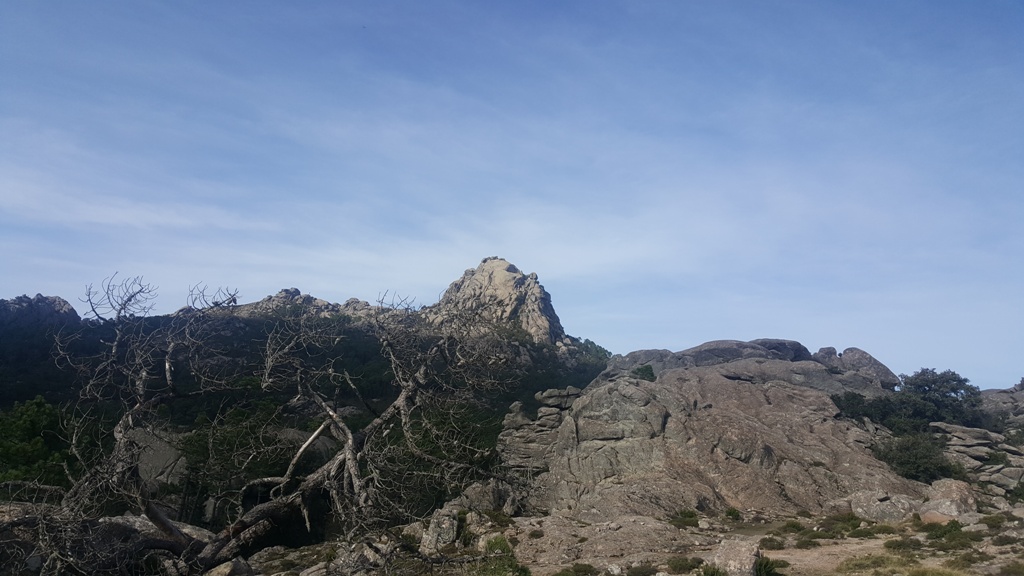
[1,2,1022,389]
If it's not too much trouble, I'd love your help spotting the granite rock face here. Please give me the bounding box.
[499,351,924,521]
[426,257,566,346]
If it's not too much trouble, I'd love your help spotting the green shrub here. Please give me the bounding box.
[930,530,983,551]
[884,536,923,552]
[793,539,820,549]
[725,507,741,521]
[1008,482,1024,504]
[485,536,513,555]
[779,520,804,533]
[626,564,657,576]
[471,556,531,576]
[819,512,862,534]
[980,514,1007,529]
[759,536,784,550]
[483,509,514,528]
[669,509,700,529]
[1000,562,1024,576]
[667,556,704,574]
[631,365,656,382]
[984,451,1011,466]
[923,520,962,539]
[837,554,917,572]
[754,558,788,576]
[873,433,967,482]
[943,550,993,569]
[847,528,875,539]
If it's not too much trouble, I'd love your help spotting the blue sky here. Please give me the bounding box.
[1,2,1022,388]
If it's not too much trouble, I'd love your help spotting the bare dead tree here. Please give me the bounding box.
[1,282,521,575]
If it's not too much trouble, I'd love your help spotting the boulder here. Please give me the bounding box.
[710,537,760,576]
[920,479,976,519]
[849,491,920,523]
[419,504,461,556]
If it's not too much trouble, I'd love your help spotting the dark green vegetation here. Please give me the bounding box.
[754,557,789,576]
[833,368,989,482]
[0,396,73,487]
[630,364,656,382]
[668,508,700,529]
[833,369,989,435]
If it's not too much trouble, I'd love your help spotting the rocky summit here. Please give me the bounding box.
[426,257,567,345]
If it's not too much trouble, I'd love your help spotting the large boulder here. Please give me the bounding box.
[848,491,920,522]
[710,537,760,576]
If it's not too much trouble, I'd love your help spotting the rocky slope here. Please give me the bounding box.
[500,340,921,521]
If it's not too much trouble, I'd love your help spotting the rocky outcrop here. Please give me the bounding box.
[606,340,898,398]
[426,257,566,346]
[930,422,1024,508]
[500,359,923,521]
[232,288,367,320]
[982,381,1024,428]
[0,294,80,328]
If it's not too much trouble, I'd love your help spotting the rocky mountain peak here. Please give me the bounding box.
[0,293,80,328]
[427,257,566,345]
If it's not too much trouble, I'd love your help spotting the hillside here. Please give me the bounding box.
[2,259,1024,576]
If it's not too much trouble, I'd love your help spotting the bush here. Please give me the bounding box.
[923,520,963,539]
[819,512,863,534]
[779,520,804,533]
[631,365,656,382]
[793,539,820,549]
[943,550,993,569]
[980,514,1007,529]
[754,558,788,576]
[669,509,700,529]
[884,536,923,552]
[527,529,544,539]
[1000,563,1024,576]
[837,554,917,573]
[485,536,513,555]
[667,557,704,574]
[873,433,965,483]
[725,508,741,521]
[759,536,784,550]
